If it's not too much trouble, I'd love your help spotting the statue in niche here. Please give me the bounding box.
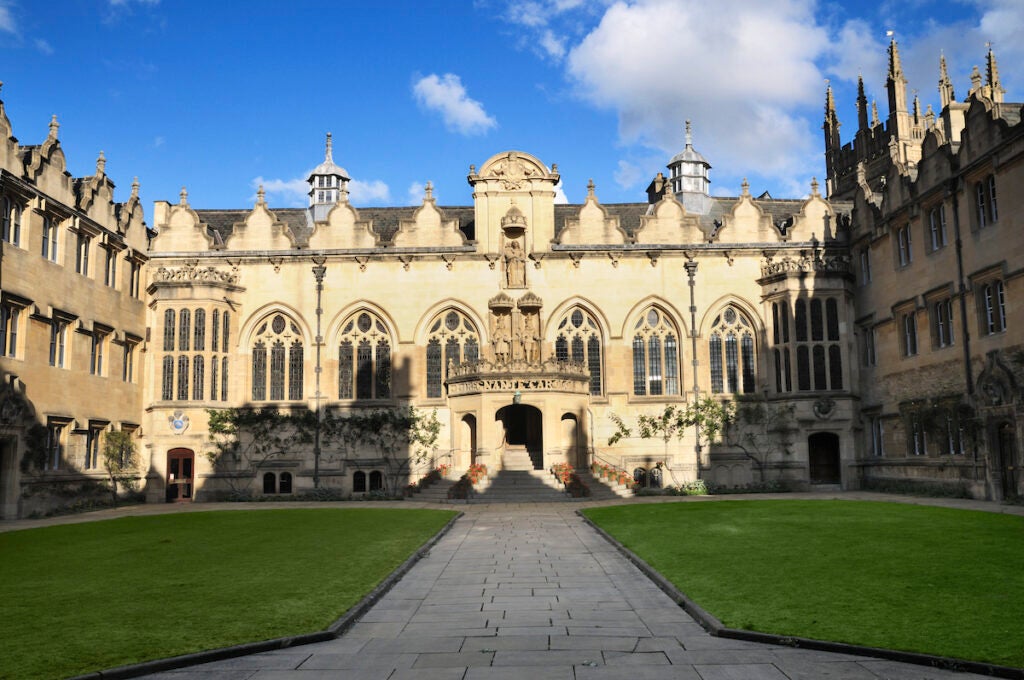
[492,312,511,364]
[504,239,526,288]
[522,313,540,363]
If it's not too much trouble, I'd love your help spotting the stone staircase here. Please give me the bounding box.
[576,470,634,500]
[468,469,568,503]
[412,477,456,503]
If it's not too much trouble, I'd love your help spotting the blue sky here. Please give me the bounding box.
[1,1,1020,213]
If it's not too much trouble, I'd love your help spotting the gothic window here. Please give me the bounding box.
[631,308,680,396]
[554,307,602,396]
[771,301,793,393]
[221,357,229,401]
[2,196,20,246]
[177,355,189,400]
[251,314,303,401]
[75,232,90,275]
[424,310,479,399]
[212,310,220,352]
[162,356,174,400]
[897,225,913,266]
[49,320,67,367]
[976,175,997,228]
[41,216,58,261]
[709,306,755,395]
[369,470,384,491]
[0,304,18,358]
[338,311,391,400]
[104,248,117,287]
[179,309,191,351]
[210,357,218,401]
[981,280,1007,334]
[929,205,947,250]
[263,472,276,494]
[787,297,843,392]
[280,471,293,494]
[192,356,205,400]
[902,311,919,356]
[163,309,175,352]
[222,312,231,350]
[194,309,206,351]
[353,471,366,492]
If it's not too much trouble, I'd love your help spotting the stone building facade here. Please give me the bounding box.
[0,42,1020,517]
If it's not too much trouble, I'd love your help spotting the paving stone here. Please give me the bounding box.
[547,635,638,651]
[248,670,391,680]
[575,666,702,680]
[296,652,418,670]
[769,658,883,679]
[360,636,466,654]
[464,666,575,680]
[390,669,468,680]
[603,651,671,665]
[856,660,997,679]
[692,663,791,679]
[412,650,495,667]
[491,649,604,666]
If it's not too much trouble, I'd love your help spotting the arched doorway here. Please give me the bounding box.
[561,413,580,468]
[496,404,543,470]
[166,448,194,502]
[808,432,841,484]
[997,421,1018,500]
[460,414,477,468]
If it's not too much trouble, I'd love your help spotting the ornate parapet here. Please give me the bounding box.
[446,358,589,397]
[759,253,852,279]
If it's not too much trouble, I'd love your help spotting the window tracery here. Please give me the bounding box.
[338,311,392,400]
[251,314,304,401]
[631,307,680,396]
[709,305,756,394]
[554,307,602,395]
[425,310,479,398]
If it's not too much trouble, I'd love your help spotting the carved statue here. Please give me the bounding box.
[504,240,526,288]
[522,313,540,363]
[492,312,511,364]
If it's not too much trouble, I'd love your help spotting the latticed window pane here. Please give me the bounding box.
[194,310,206,351]
[741,335,756,393]
[375,340,391,399]
[163,310,175,351]
[289,342,303,400]
[571,336,584,363]
[810,299,824,341]
[177,356,189,400]
[632,335,646,396]
[665,334,679,395]
[725,333,739,393]
[795,300,807,342]
[426,339,442,398]
[555,337,568,362]
[648,335,663,396]
[813,345,827,390]
[774,349,783,393]
[784,348,792,391]
[179,309,191,351]
[162,356,174,400]
[193,356,205,400]
[464,338,479,364]
[710,333,723,394]
[221,357,229,401]
[339,341,354,399]
[222,312,230,350]
[797,346,810,390]
[252,343,267,400]
[772,303,780,344]
[829,345,843,390]
[212,310,220,352]
[826,299,839,341]
[587,336,601,396]
[211,359,218,401]
[270,342,286,400]
[445,337,460,373]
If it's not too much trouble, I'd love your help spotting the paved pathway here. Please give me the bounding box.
[138,499,1000,680]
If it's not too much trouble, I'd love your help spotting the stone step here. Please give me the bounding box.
[468,469,569,503]
[413,478,456,502]
[577,470,634,499]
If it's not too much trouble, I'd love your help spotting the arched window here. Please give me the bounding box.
[221,357,229,401]
[424,310,479,399]
[263,472,276,494]
[210,357,218,401]
[353,471,366,493]
[194,309,206,351]
[163,310,175,352]
[179,309,191,351]
[177,355,189,400]
[369,470,384,491]
[279,472,292,494]
[212,310,220,352]
[631,307,680,396]
[709,306,756,394]
[554,307,602,395]
[251,314,304,401]
[338,311,391,400]
[222,312,231,350]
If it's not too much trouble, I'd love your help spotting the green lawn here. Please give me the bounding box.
[0,508,456,679]
[584,500,1024,668]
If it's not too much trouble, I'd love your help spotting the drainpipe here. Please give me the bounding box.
[311,259,327,488]
[949,179,973,396]
[685,258,701,469]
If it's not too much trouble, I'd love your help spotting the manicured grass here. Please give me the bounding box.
[584,500,1024,668]
[0,508,456,679]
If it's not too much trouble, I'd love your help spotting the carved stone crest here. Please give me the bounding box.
[490,152,536,190]
[168,410,191,435]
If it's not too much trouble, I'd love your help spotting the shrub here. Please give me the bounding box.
[550,462,574,484]
[566,473,591,497]
[448,475,473,499]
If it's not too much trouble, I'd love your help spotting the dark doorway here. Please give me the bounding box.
[496,404,544,469]
[166,448,195,502]
[808,432,841,484]
[997,422,1018,499]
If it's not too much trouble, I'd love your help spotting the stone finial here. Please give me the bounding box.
[179,186,188,206]
[256,184,266,206]
[741,178,750,196]
[970,65,982,93]
[685,119,692,147]
[131,176,140,199]
[810,177,820,196]
[48,114,59,140]
[469,164,476,175]
[871,100,880,127]
[586,178,595,197]
[887,33,903,79]
[325,132,333,163]
[96,150,106,175]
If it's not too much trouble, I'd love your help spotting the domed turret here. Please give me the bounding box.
[666,120,712,214]
[307,133,350,218]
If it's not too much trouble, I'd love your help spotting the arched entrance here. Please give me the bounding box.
[460,414,478,468]
[561,413,580,468]
[496,404,543,470]
[997,421,1018,500]
[166,448,195,502]
[808,432,841,484]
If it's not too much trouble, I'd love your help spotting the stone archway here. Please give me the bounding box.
[808,432,841,484]
[496,404,543,470]
[460,414,478,469]
[996,421,1018,500]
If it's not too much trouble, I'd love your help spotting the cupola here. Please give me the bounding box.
[307,133,350,218]
[667,120,712,214]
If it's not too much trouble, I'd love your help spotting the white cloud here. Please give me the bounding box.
[564,0,828,189]
[413,73,497,136]
[252,176,308,208]
[0,1,15,33]
[349,179,391,205]
[152,135,165,148]
[824,19,885,84]
[553,181,569,204]
[539,29,566,59]
[407,181,426,205]
[34,38,53,54]
[613,160,643,190]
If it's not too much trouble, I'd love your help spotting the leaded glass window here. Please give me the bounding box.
[163,309,175,352]
[179,309,191,351]
[252,342,267,400]
[337,311,392,400]
[194,309,206,351]
[288,341,303,400]
[709,306,756,395]
[632,307,680,397]
[211,358,218,401]
[193,356,205,400]
[270,341,286,400]
[222,312,230,350]
[212,310,220,352]
[162,356,174,400]
[252,314,303,401]
[424,309,479,399]
[177,355,189,400]
[221,357,229,401]
[555,306,602,396]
